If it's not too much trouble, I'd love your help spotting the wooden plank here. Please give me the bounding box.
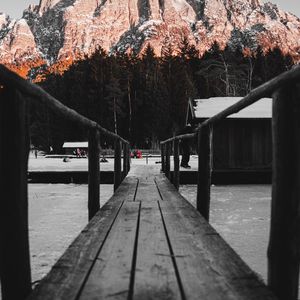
[268,85,300,300]
[0,87,32,299]
[88,128,100,220]
[155,175,276,300]
[79,201,140,300]
[196,126,212,221]
[133,187,181,299]
[28,177,138,300]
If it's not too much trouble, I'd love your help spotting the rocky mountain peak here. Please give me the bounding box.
[0,0,300,77]
[38,0,63,15]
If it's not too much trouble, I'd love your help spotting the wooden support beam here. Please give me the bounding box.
[88,129,100,221]
[0,87,32,299]
[196,126,212,221]
[165,143,171,180]
[173,140,180,190]
[127,145,131,172]
[123,143,128,178]
[114,140,122,191]
[268,85,300,300]
[161,144,165,173]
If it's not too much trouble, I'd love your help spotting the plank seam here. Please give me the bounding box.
[154,177,164,201]
[75,179,139,299]
[157,200,186,300]
[127,201,141,300]
[133,178,140,202]
[74,199,126,299]
[154,181,187,300]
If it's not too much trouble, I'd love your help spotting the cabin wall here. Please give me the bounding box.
[211,119,272,170]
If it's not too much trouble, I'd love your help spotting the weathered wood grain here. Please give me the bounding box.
[268,85,300,300]
[173,139,180,190]
[196,126,212,221]
[161,143,165,173]
[123,143,129,178]
[156,175,276,300]
[114,140,122,191]
[79,201,140,300]
[133,199,181,300]
[27,177,138,300]
[0,87,32,300]
[88,128,100,220]
[165,143,171,180]
[27,167,276,300]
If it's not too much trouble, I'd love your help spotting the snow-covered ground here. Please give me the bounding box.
[27,183,271,286]
[28,155,199,171]
[28,184,113,283]
[180,184,271,282]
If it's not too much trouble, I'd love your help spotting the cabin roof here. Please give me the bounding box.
[193,97,272,119]
[62,142,88,148]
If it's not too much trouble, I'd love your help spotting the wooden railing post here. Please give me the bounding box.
[0,87,32,299]
[123,143,129,178]
[161,143,165,173]
[173,139,180,190]
[122,143,126,177]
[268,85,300,300]
[88,128,100,221]
[165,142,171,179]
[196,126,212,221]
[127,144,131,172]
[114,140,122,191]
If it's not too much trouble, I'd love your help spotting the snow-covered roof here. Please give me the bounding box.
[62,142,88,148]
[193,97,272,119]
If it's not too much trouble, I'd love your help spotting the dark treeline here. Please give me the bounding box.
[29,39,294,152]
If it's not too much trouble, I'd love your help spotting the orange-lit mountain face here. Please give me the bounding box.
[1,0,300,78]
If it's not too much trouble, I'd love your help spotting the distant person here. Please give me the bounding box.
[34,149,38,159]
[100,154,108,163]
[76,148,81,157]
[145,138,151,149]
[179,123,193,168]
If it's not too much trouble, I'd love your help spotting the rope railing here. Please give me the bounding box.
[160,65,300,300]
[0,64,131,300]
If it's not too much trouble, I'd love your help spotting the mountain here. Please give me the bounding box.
[1,0,300,77]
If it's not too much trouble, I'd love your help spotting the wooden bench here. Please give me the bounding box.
[28,168,275,300]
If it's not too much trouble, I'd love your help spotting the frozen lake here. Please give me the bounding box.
[180,184,271,282]
[28,184,113,283]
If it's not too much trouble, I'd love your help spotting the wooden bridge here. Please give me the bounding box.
[1,65,300,300]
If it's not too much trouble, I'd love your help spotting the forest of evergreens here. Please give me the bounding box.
[29,39,294,152]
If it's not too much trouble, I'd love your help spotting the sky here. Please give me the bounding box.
[0,0,299,19]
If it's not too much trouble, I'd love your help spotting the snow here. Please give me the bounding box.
[63,141,88,148]
[194,97,272,119]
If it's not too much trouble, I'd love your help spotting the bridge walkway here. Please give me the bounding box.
[27,165,275,300]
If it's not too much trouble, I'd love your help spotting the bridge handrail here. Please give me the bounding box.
[0,64,129,144]
[0,64,131,300]
[160,65,300,300]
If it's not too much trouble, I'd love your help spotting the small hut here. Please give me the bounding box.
[62,142,88,155]
[187,97,272,175]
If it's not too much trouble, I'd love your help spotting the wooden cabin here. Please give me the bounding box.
[62,141,88,155]
[187,97,272,174]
